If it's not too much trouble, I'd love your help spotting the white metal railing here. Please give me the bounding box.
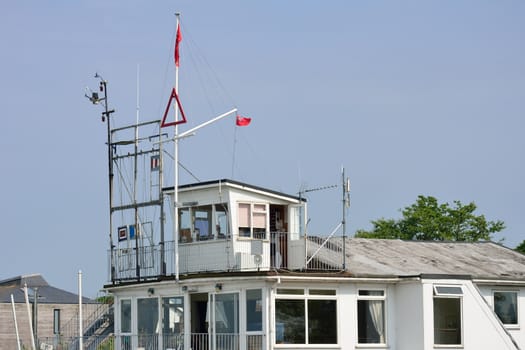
[108,233,347,282]
[38,332,261,350]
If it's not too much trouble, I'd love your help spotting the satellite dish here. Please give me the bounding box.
[254,254,262,267]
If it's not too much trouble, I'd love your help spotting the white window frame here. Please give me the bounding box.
[356,289,387,346]
[238,202,268,239]
[493,290,519,328]
[119,298,133,334]
[273,288,338,346]
[433,284,463,347]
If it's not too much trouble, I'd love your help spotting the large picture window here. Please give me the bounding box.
[238,203,267,239]
[179,204,229,242]
[494,291,518,326]
[275,288,337,345]
[357,290,385,344]
[433,285,462,346]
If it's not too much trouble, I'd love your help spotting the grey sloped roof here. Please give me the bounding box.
[348,239,525,280]
[0,274,96,304]
[310,238,525,280]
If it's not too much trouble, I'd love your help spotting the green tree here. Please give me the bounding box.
[516,240,525,254]
[355,195,505,242]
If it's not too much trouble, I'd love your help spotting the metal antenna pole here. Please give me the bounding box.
[100,79,116,282]
[342,167,346,270]
[342,167,350,270]
[134,67,141,281]
[89,74,116,282]
[298,183,337,269]
[159,126,166,276]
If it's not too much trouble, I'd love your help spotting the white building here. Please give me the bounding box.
[105,179,525,350]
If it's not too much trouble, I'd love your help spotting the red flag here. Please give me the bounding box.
[236,115,251,126]
[175,23,182,67]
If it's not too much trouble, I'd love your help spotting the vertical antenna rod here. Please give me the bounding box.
[342,167,350,270]
[99,76,116,282]
[86,73,116,282]
[134,65,141,280]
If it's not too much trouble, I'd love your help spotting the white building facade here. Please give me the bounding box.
[106,180,525,350]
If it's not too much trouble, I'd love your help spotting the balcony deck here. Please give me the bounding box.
[108,233,347,283]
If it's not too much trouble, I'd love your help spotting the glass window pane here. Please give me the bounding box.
[138,298,159,334]
[179,208,191,230]
[215,293,239,334]
[309,289,336,296]
[308,300,337,344]
[358,290,384,297]
[179,208,192,242]
[358,299,385,344]
[434,298,461,345]
[194,205,212,240]
[434,286,463,295]
[162,297,184,334]
[494,291,518,325]
[239,227,251,237]
[121,299,131,333]
[162,297,184,349]
[275,299,305,344]
[276,289,304,295]
[253,228,266,240]
[215,204,228,239]
[246,289,262,331]
[53,309,60,334]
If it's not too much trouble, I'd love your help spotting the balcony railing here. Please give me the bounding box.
[108,233,347,283]
[36,333,261,350]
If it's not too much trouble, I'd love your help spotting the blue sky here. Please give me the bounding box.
[1,1,524,297]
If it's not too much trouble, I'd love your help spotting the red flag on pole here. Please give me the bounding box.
[175,23,182,67]
[236,115,251,126]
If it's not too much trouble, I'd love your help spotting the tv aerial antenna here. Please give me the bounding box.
[297,182,337,269]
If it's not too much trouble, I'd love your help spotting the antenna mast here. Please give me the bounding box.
[86,74,116,281]
[341,167,350,270]
[298,183,337,269]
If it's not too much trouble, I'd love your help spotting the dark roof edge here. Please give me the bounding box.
[163,178,306,202]
[419,274,472,280]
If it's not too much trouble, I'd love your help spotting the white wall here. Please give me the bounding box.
[110,275,525,350]
[394,281,424,350]
[421,279,518,350]
[477,285,525,348]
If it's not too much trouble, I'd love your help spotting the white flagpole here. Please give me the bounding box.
[174,13,181,282]
[11,294,21,350]
[23,284,36,350]
[78,271,83,350]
